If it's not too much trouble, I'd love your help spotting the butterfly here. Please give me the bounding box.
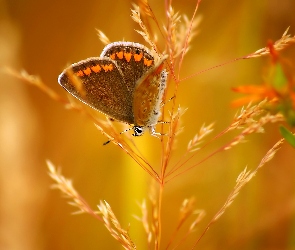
[58,41,167,137]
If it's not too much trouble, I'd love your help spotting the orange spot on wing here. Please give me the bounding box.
[102,64,113,72]
[144,58,153,67]
[124,52,132,62]
[109,53,116,60]
[116,51,123,59]
[134,52,143,62]
[83,68,91,76]
[76,70,84,77]
[91,64,101,73]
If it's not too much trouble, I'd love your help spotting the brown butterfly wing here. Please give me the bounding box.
[132,60,167,127]
[101,42,155,93]
[58,57,134,124]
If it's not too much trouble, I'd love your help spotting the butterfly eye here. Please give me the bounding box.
[132,126,144,136]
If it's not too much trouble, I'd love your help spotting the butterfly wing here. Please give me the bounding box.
[101,42,155,93]
[132,59,167,127]
[58,57,134,124]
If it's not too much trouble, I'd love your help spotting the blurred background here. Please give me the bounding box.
[0,0,295,249]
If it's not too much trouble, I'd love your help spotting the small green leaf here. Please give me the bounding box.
[272,64,287,91]
[279,126,295,148]
[278,103,295,127]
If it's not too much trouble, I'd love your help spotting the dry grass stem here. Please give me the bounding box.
[193,138,284,248]
[162,106,184,177]
[246,27,295,59]
[47,161,101,219]
[165,123,214,179]
[96,29,111,45]
[105,135,160,182]
[180,27,293,83]
[150,185,160,249]
[101,116,166,181]
[97,201,136,250]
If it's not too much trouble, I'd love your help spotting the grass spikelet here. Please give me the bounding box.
[96,29,111,45]
[187,123,214,152]
[137,0,154,18]
[134,200,152,245]
[246,27,295,59]
[64,68,86,97]
[193,137,284,247]
[176,0,201,79]
[229,100,267,131]
[166,197,195,248]
[165,100,284,181]
[47,161,101,219]
[167,198,205,249]
[165,6,181,60]
[98,201,136,250]
[175,14,201,59]
[48,162,137,249]
[3,68,63,103]
[131,5,156,51]
[174,209,205,248]
[224,113,284,150]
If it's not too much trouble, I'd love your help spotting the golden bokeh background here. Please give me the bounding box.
[1,0,295,249]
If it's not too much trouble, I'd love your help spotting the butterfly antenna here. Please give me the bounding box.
[102,126,133,145]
